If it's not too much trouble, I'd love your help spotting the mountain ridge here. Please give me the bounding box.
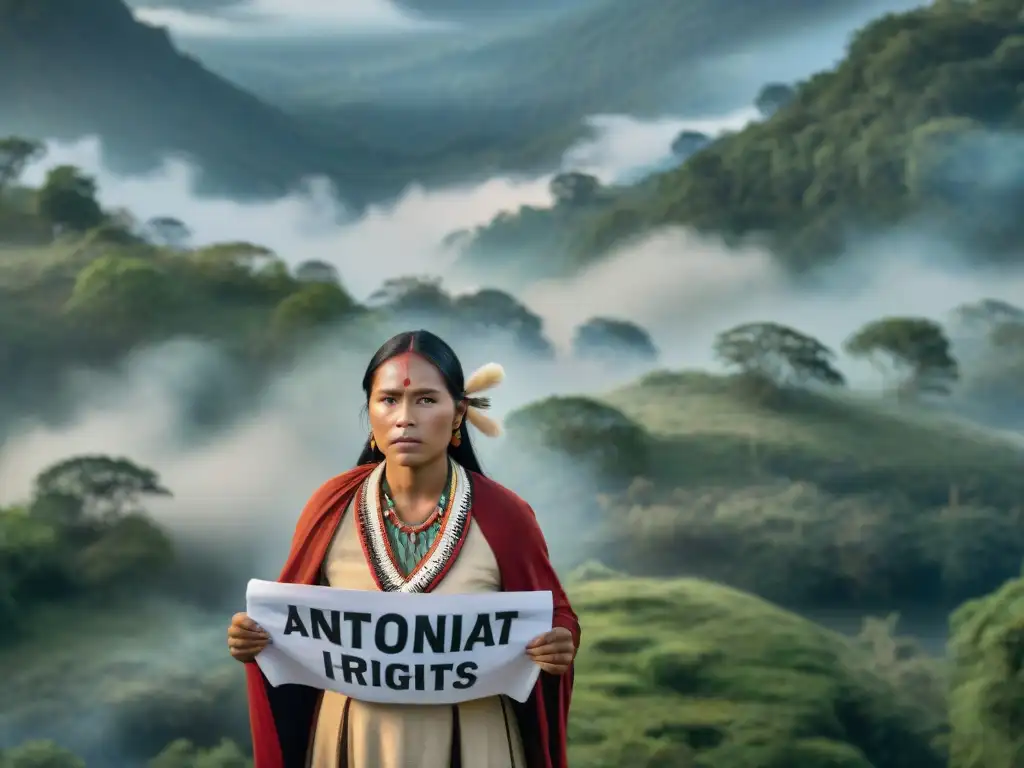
[0,0,404,202]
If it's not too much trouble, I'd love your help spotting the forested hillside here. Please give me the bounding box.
[457,0,1024,277]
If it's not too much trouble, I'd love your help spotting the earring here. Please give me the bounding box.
[369,432,376,451]
[450,426,462,447]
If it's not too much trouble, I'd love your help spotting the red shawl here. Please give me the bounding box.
[245,463,580,768]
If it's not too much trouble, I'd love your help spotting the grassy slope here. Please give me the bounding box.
[604,371,1022,490]
[570,576,943,768]
[0,577,945,768]
[505,371,1024,609]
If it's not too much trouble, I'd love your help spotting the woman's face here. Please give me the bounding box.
[368,353,464,468]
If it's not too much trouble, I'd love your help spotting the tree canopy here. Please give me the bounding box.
[32,454,171,522]
[571,317,658,362]
[36,165,103,232]
[0,137,42,193]
[713,322,846,390]
[457,0,1024,275]
[845,317,959,397]
[1,454,174,637]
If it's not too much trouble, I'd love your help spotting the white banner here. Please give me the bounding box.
[246,579,554,705]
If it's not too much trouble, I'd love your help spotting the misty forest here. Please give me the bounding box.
[2,0,1024,766]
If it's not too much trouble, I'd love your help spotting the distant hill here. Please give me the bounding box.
[456,0,1024,277]
[262,0,900,183]
[293,0,889,110]
[0,0,405,203]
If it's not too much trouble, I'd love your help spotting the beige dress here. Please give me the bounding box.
[308,488,529,768]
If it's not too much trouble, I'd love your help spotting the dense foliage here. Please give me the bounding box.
[567,577,946,768]
[0,455,174,638]
[948,570,1024,768]
[0,157,660,438]
[458,0,1024,276]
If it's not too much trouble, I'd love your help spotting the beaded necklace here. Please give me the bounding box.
[380,463,452,548]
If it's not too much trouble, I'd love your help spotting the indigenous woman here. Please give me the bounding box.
[227,330,580,768]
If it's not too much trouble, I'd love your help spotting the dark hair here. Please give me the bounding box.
[356,330,485,475]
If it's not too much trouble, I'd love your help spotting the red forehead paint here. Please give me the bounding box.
[395,338,416,388]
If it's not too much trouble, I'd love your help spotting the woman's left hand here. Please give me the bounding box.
[525,627,576,675]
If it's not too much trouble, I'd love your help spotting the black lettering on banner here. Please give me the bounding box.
[344,612,372,650]
[375,613,409,654]
[323,655,478,693]
[463,613,495,650]
[413,614,447,653]
[385,663,411,690]
[310,608,341,645]
[493,611,518,645]
[322,651,370,684]
[453,661,478,690]
[319,611,511,694]
[341,654,368,685]
[284,605,309,637]
[431,663,454,690]
[449,614,463,653]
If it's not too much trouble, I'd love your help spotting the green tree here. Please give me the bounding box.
[191,241,276,271]
[31,454,171,523]
[294,259,340,284]
[754,82,795,117]
[0,136,44,193]
[270,282,356,337]
[36,165,104,232]
[0,506,69,620]
[65,255,179,330]
[453,288,553,356]
[950,298,1024,335]
[948,571,1024,768]
[145,216,192,249]
[572,317,658,362]
[670,130,710,158]
[845,317,958,397]
[506,396,649,479]
[713,322,846,388]
[852,613,948,733]
[75,512,174,589]
[367,275,452,314]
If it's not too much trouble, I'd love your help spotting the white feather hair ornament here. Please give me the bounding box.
[461,362,505,437]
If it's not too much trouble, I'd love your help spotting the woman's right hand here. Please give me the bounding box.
[227,611,271,663]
